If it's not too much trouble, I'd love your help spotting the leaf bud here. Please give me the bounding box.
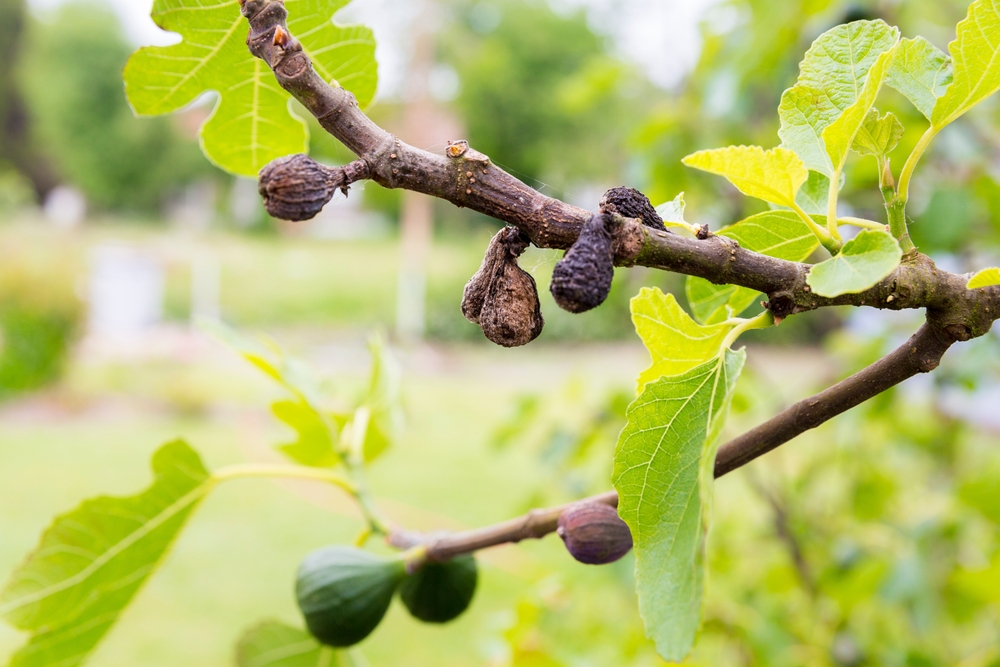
[557,502,633,565]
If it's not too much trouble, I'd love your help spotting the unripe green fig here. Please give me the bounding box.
[400,554,478,624]
[295,546,406,647]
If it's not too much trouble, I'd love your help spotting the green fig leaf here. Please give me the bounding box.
[682,146,807,208]
[655,193,692,230]
[686,211,821,324]
[273,399,340,468]
[886,36,953,120]
[0,441,211,667]
[806,229,902,297]
[613,349,746,662]
[932,0,1000,131]
[124,0,377,176]
[236,621,350,667]
[630,287,735,394]
[967,267,1000,289]
[852,110,904,159]
[778,20,900,176]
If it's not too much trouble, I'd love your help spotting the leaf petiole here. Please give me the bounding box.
[722,310,776,349]
[838,217,887,231]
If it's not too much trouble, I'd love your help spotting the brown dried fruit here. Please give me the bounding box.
[549,213,615,313]
[258,154,369,222]
[557,503,633,565]
[462,227,544,347]
[599,187,666,231]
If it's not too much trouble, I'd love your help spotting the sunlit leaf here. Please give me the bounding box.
[682,146,807,208]
[359,332,402,462]
[655,193,691,230]
[967,267,1000,289]
[686,211,821,324]
[932,0,1000,130]
[273,400,339,467]
[886,37,953,120]
[236,620,348,667]
[779,20,900,175]
[823,44,897,172]
[796,170,836,216]
[613,350,746,662]
[124,0,377,176]
[852,110,904,159]
[630,287,734,393]
[806,229,902,297]
[0,441,211,667]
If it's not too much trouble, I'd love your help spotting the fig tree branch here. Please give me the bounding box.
[237,0,1000,561]
[240,0,1000,325]
[386,322,955,561]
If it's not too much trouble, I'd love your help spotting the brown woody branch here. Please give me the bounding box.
[392,323,954,561]
[240,0,1000,325]
[238,1,1000,560]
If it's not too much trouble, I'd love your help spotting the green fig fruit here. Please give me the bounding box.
[400,554,478,624]
[296,546,406,647]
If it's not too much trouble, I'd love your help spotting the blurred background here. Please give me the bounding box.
[0,0,999,665]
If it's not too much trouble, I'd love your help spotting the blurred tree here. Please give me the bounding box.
[442,0,655,192]
[18,1,211,213]
[0,0,56,201]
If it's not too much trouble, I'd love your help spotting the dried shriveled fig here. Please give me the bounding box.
[557,503,633,565]
[258,154,368,222]
[599,187,666,231]
[549,213,615,313]
[462,227,544,347]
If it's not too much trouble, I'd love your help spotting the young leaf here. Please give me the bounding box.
[682,146,807,208]
[932,0,1000,131]
[823,45,898,173]
[631,287,734,393]
[236,620,347,667]
[796,170,836,215]
[613,349,746,662]
[655,193,691,230]
[124,0,377,176]
[886,37,953,120]
[852,109,904,159]
[779,20,900,175]
[686,281,760,327]
[0,441,212,667]
[806,229,902,297]
[967,267,1000,289]
[273,399,340,467]
[686,211,822,324]
[358,333,402,462]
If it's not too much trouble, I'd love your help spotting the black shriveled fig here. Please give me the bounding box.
[258,154,368,222]
[549,213,615,314]
[400,554,479,624]
[295,546,405,647]
[557,503,633,565]
[599,187,667,231]
[462,227,544,347]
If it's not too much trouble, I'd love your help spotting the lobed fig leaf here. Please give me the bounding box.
[296,547,405,648]
[400,555,478,624]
